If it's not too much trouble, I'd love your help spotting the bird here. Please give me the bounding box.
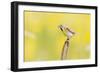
[58,24,75,40]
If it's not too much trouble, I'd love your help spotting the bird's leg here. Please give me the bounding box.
[61,38,69,60]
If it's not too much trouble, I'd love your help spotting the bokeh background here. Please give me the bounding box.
[24,11,90,62]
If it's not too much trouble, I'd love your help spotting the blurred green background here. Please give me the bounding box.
[24,11,90,62]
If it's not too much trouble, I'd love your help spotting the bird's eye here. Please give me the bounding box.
[60,27,63,31]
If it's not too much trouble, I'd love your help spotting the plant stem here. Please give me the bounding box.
[61,38,69,60]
